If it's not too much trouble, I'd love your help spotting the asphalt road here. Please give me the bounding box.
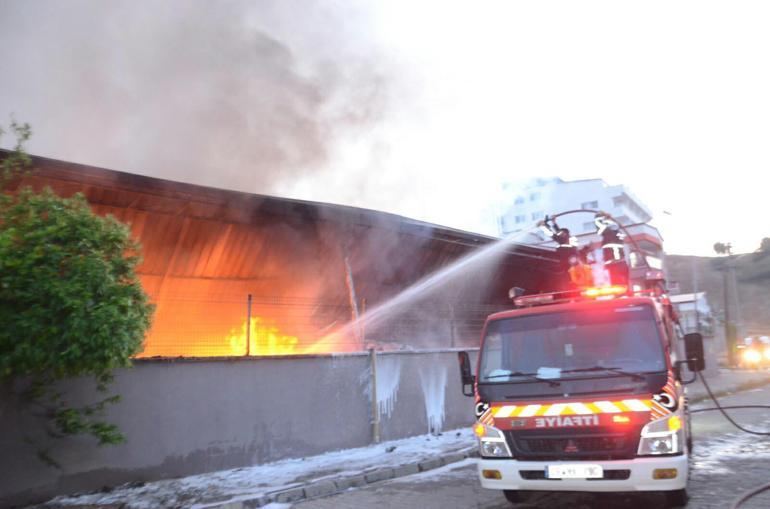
[296,385,770,509]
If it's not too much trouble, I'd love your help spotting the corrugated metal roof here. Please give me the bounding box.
[3,151,560,356]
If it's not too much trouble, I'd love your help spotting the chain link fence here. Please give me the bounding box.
[136,293,503,358]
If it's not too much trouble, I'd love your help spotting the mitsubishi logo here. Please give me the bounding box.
[564,440,579,453]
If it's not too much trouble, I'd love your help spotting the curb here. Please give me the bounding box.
[207,446,478,508]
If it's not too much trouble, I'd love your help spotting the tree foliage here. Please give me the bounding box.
[713,242,731,255]
[0,188,152,378]
[0,119,31,185]
[0,121,153,460]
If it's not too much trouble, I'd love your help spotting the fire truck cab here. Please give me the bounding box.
[458,285,706,507]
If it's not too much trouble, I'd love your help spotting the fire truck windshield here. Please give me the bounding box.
[479,304,665,384]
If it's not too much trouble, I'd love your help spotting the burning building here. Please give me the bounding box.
[5,153,562,356]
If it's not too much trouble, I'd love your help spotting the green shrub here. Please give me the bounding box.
[0,121,153,463]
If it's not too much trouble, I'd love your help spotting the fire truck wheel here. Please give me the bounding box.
[503,490,524,503]
[665,488,689,508]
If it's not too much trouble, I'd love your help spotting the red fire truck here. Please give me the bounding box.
[457,215,706,507]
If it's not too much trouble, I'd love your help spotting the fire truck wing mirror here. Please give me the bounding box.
[684,332,706,372]
[457,351,475,397]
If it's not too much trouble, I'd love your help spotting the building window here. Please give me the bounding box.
[581,200,598,209]
[613,196,624,207]
[515,214,526,224]
[514,196,525,205]
[583,221,596,232]
[529,192,541,202]
[531,211,544,221]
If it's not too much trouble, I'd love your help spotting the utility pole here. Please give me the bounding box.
[730,258,743,340]
[716,242,736,366]
[691,257,700,333]
[722,266,732,365]
[246,293,252,356]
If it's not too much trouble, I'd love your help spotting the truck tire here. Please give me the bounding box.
[503,490,523,503]
[665,488,689,508]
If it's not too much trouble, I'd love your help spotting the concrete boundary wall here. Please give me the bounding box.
[0,349,479,507]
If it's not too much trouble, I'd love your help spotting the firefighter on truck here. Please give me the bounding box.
[457,213,706,507]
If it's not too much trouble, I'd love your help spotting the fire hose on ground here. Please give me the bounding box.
[690,372,770,509]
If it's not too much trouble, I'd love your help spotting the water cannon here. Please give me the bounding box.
[537,209,661,293]
[538,216,577,249]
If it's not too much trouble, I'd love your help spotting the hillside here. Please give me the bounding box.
[666,252,770,335]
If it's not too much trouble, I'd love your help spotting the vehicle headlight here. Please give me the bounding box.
[637,414,684,456]
[764,348,770,360]
[743,349,762,363]
[474,423,512,458]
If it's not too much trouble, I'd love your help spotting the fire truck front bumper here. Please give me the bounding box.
[477,455,688,493]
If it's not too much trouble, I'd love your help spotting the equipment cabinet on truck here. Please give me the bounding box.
[458,285,706,507]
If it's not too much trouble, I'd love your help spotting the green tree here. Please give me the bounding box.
[0,121,153,464]
[713,242,731,255]
[0,119,31,184]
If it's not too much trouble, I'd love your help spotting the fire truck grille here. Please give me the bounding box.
[505,427,642,461]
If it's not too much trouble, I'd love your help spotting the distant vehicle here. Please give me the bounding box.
[736,335,770,369]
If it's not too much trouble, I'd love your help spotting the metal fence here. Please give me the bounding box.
[136,292,500,358]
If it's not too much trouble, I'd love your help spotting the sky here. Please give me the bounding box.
[1,1,768,255]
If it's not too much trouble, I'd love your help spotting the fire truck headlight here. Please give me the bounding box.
[480,440,511,458]
[475,424,512,458]
[637,415,684,456]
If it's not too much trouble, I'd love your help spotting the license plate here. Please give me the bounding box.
[545,464,603,479]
